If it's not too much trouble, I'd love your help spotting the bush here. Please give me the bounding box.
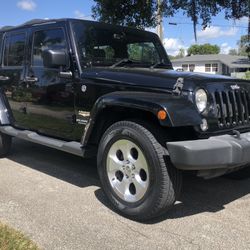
[245,71,250,80]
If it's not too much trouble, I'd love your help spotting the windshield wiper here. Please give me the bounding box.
[110,58,134,68]
[150,62,172,69]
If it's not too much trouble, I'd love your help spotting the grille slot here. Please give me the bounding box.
[213,89,250,128]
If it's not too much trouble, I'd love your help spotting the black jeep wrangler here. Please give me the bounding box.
[0,18,250,221]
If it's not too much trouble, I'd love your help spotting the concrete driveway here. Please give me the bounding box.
[0,139,249,250]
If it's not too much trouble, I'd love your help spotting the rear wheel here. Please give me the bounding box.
[97,120,182,221]
[0,132,12,158]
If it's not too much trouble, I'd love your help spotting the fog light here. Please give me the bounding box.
[200,119,208,131]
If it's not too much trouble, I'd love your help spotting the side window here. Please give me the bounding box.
[3,33,26,67]
[32,28,66,67]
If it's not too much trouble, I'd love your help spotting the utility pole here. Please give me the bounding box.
[157,0,163,42]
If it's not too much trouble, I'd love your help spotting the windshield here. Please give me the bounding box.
[72,20,172,69]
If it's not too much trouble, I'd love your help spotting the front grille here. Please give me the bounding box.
[212,89,250,128]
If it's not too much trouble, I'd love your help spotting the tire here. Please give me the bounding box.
[226,166,250,180]
[97,120,182,221]
[0,132,12,158]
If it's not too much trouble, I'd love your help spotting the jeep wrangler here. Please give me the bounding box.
[0,19,250,221]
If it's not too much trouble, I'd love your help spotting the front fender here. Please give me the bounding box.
[81,91,202,146]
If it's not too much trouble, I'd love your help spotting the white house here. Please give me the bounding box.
[171,54,250,78]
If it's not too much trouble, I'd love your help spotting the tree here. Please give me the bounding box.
[187,44,220,55]
[237,35,249,56]
[228,49,238,55]
[168,48,186,59]
[177,48,185,58]
[92,0,249,43]
[92,0,159,29]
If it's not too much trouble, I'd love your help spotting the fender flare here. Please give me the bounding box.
[81,91,202,146]
[0,91,12,125]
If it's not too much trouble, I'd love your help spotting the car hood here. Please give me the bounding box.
[81,68,250,92]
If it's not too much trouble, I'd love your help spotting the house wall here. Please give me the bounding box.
[172,61,223,75]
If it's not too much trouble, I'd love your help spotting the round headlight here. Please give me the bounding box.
[195,89,207,113]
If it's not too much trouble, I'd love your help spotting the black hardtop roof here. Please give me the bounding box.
[0,18,156,35]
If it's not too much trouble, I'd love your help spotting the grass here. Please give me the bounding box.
[0,222,39,250]
[245,71,250,80]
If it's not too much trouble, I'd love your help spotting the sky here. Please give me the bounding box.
[0,0,248,56]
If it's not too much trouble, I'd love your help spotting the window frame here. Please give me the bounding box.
[189,64,195,72]
[30,26,68,69]
[212,63,218,72]
[205,63,211,72]
[182,64,188,71]
[2,31,27,68]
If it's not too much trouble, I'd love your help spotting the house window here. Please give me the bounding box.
[212,63,218,72]
[182,64,188,71]
[189,64,195,72]
[205,64,211,72]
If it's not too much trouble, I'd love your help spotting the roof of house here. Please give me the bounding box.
[171,54,250,69]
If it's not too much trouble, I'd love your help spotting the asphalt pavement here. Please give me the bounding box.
[0,139,249,250]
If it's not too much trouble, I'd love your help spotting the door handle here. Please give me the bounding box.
[24,76,38,83]
[0,76,10,81]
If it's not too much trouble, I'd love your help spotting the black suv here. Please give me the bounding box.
[0,18,250,221]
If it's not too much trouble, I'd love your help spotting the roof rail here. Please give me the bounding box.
[0,26,15,31]
[0,19,54,32]
[21,19,50,26]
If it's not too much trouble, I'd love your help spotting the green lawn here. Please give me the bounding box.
[0,222,39,250]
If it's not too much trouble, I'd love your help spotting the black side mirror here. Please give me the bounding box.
[42,49,69,68]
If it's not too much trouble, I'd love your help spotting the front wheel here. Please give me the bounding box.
[97,121,182,221]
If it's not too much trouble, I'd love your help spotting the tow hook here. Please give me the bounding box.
[231,130,241,139]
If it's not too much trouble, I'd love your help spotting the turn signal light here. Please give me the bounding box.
[157,110,167,120]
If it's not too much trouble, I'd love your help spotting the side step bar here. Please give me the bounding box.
[0,126,84,157]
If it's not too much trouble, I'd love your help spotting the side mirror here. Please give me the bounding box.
[42,49,69,68]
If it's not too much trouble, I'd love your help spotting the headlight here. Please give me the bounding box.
[195,89,207,113]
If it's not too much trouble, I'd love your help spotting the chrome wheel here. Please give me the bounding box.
[106,139,150,203]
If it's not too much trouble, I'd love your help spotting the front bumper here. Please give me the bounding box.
[167,132,250,170]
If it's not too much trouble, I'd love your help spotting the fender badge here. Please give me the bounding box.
[81,85,87,92]
[230,84,240,90]
[173,77,184,95]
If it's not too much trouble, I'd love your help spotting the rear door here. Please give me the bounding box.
[0,29,28,126]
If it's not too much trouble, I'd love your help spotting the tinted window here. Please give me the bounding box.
[4,33,26,66]
[32,28,66,67]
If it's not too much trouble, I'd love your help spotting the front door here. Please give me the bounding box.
[24,24,76,140]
